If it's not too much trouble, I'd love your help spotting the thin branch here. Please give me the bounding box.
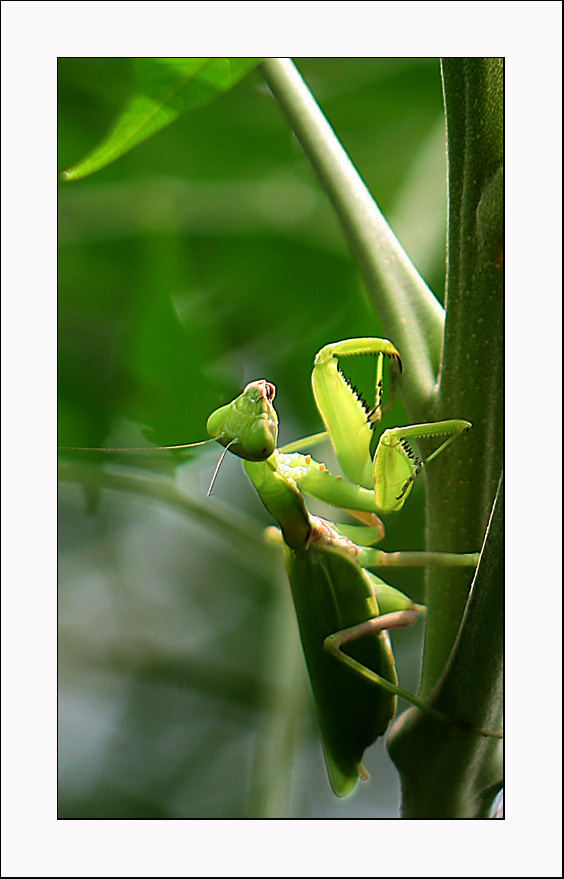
[261,58,444,416]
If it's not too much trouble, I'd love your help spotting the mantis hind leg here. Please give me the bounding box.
[324,611,503,739]
[324,608,422,706]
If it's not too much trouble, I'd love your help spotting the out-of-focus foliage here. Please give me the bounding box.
[62,58,262,181]
[58,57,448,818]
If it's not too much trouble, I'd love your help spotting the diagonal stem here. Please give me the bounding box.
[261,57,444,417]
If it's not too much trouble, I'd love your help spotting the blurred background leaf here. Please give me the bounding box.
[58,57,448,818]
[62,58,262,181]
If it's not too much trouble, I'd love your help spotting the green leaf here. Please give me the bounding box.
[61,58,262,181]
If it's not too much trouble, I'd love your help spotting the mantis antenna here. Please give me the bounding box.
[207,441,236,497]
[58,439,214,453]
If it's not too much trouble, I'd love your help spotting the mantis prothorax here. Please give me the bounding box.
[60,337,499,797]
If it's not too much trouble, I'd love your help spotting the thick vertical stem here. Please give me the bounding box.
[388,58,504,819]
[422,58,504,694]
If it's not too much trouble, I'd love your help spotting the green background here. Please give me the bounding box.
[58,57,448,818]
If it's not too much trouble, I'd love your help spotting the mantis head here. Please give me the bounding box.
[206,379,279,462]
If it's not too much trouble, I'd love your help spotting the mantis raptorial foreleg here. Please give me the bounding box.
[311,337,402,488]
[310,337,472,513]
[372,419,471,512]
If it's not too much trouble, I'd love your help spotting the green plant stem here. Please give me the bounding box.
[387,58,503,819]
[261,58,444,415]
[422,58,504,693]
[387,474,503,818]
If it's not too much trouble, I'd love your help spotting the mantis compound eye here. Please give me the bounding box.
[241,416,277,460]
[263,381,275,402]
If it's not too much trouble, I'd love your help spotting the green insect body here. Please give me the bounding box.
[205,338,476,796]
[286,547,397,797]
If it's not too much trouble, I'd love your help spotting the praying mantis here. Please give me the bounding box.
[61,336,499,798]
[201,337,493,796]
